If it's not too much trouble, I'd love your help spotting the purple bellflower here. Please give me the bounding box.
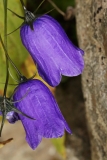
[7,79,71,149]
[20,12,84,87]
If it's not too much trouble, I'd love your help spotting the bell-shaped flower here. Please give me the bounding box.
[20,14,84,87]
[8,79,71,149]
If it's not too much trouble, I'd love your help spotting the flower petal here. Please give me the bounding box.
[13,80,71,149]
[6,111,19,124]
[20,15,84,86]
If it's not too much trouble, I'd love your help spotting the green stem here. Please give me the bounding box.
[20,0,26,10]
[3,0,9,97]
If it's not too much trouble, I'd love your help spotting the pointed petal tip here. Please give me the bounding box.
[26,136,42,150]
[25,126,43,150]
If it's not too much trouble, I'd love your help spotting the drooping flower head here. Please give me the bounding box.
[7,79,71,149]
[20,4,84,87]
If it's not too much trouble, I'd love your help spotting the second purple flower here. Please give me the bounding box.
[7,79,71,149]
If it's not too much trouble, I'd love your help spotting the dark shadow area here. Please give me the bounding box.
[56,76,91,160]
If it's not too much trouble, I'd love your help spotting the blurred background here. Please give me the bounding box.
[0,0,91,160]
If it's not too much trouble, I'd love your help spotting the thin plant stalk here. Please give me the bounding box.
[47,0,65,16]
[3,0,9,98]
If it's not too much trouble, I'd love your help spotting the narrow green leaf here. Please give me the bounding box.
[51,135,66,159]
